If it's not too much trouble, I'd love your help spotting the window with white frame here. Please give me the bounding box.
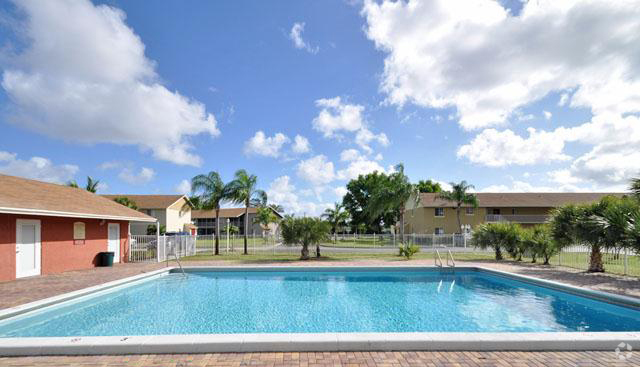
[465,207,474,215]
[435,208,445,217]
[434,227,445,235]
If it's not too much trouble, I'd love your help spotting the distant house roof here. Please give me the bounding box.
[101,195,190,209]
[0,174,156,222]
[192,207,282,219]
[417,192,626,208]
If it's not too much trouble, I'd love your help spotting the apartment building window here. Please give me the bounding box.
[435,208,445,217]
[465,207,474,215]
[434,227,444,235]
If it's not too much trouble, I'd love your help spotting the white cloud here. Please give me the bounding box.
[337,157,386,181]
[266,175,331,216]
[340,149,361,162]
[0,151,78,183]
[457,128,570,167]
[297,155,335,185]
[334,186,348,198]
[118,167,155,185]
[175,179,192,195]
[312,96,388,152]
[292,135,311,154]
[99,161,121,170]
[543,110,552,120]
[558,92,570,106]
[2,0,219,166]
[289,22,319,54]
[362,0,640,130]
[480,180,586,193]
[244,131,290,158]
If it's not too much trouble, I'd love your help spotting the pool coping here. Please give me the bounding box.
[1,265,639,355]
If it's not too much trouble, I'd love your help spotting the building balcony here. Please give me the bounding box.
[485,214,549,224]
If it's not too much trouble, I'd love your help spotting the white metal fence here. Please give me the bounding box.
[327,233,472,248]
[556,245,637,276]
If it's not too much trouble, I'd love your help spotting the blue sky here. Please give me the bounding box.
[1,0,639,215]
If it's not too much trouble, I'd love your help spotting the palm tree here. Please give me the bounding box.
[113,197,138,210]
[227,169,266,255]
[191,171,231,255]
[437,181,478,234]
[630,176,640,200]
[269,203,285,213]
[85,176,100,193]
[322,203,350,243]
[281,216,330,260]
[366,164,417,245]
[67,180,79,188]
[254,206,279,240]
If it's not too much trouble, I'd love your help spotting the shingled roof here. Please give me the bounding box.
[192,207,282,219]
[101,195,188,209]
[0,174,156,222]
[417,192,625,208]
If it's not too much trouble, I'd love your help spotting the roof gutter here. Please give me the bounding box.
[0,207,157,222]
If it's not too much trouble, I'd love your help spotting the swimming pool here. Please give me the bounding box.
[2,267,640,338]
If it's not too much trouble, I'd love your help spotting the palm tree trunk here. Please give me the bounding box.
[588,245,605,272]
[215,208,220,255]
[400,210,405,245]
[494,245,503,260]
[301,243,309,260]
[456,205,462,234]
[316,244,321,257]
[243,203,249,255]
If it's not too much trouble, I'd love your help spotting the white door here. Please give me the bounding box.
[108,223,120,263]
[16,219,41,278]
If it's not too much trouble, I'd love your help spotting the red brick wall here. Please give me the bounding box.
[0,214,130,282]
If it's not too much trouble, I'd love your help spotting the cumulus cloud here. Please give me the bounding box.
[118,167,155,185]
[312,97,388,152]
[296,155,335,185]
[292,135,311,154]
[2,0,219,166]
[289,22,319,54]
[266,176,331,216]
[480,180,587,193]
[175,179,192,195]
[457,128,570,167]
[244,131,290,158]
[362,0,640,130]
[0,151,78,183]
[340,149,361,162]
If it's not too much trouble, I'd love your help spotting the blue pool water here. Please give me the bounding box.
[1,269,640,337]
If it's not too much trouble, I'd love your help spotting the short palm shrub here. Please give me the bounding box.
[398,244,420,259]
[523,225,558,265]
[281,216,330,260]
[471,222,522,260]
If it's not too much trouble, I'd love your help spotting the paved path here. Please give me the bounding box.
[0,351,637,367]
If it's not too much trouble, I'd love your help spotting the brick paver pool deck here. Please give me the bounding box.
[2,258,639,366]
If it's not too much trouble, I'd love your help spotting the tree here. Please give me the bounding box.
[224,224,239,235]
[113,197,138,210]
[437,181,478,234]
[471,222,521,260]
[631,176,640,200]
[281,216,330,260]
[227,169,266,255]
[415,179,442,193]
[523,225,558,265]
[67,176,101,193]
[191,171,231,256]
[268,203,285,213]
[254,207,279,238]
[322,203,350,242]
[147,224,166,235]
[342,171,395,233]
[189,196,204,210]
[366,164,418,245]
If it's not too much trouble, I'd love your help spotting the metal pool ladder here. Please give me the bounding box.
[172,252,186,276]
[435,249,455,268]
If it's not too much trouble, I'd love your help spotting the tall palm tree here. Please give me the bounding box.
[366,164,417,245]
[322,203,350,242]
[269,203,285,213]
[437,181,478,234]
[631,176,640,200]
[191,171,231,255]
[227,169,266,255]
[113,197,138,210]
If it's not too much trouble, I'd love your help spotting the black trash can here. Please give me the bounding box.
[99,252,115,267]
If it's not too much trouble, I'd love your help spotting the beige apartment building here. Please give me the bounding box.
[404,192,622,235]
[103,195,193,235]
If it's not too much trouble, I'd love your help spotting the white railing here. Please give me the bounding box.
[557,245,636,276]
[129,235,157,263]
[326,233,473,249]
[485,214,549,223]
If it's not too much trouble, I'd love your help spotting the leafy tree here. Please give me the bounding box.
[113,197,138,210]
[147,224,166,235]
[523,225,558,265]
[415,179,442,193]
[254,207,279,237]
[366,164,418,245]
[281,217,330,259]
[471,222,521,260]
[631,176,640,200]
[227,169,266,255]
[322,203,350,242]
[191,171,232,255]
[67,176,101,193]
[342,171,395,233]
[437,180,478,234]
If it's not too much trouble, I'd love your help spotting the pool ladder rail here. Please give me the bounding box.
[172,252,186,276]
[434,249,456,268]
